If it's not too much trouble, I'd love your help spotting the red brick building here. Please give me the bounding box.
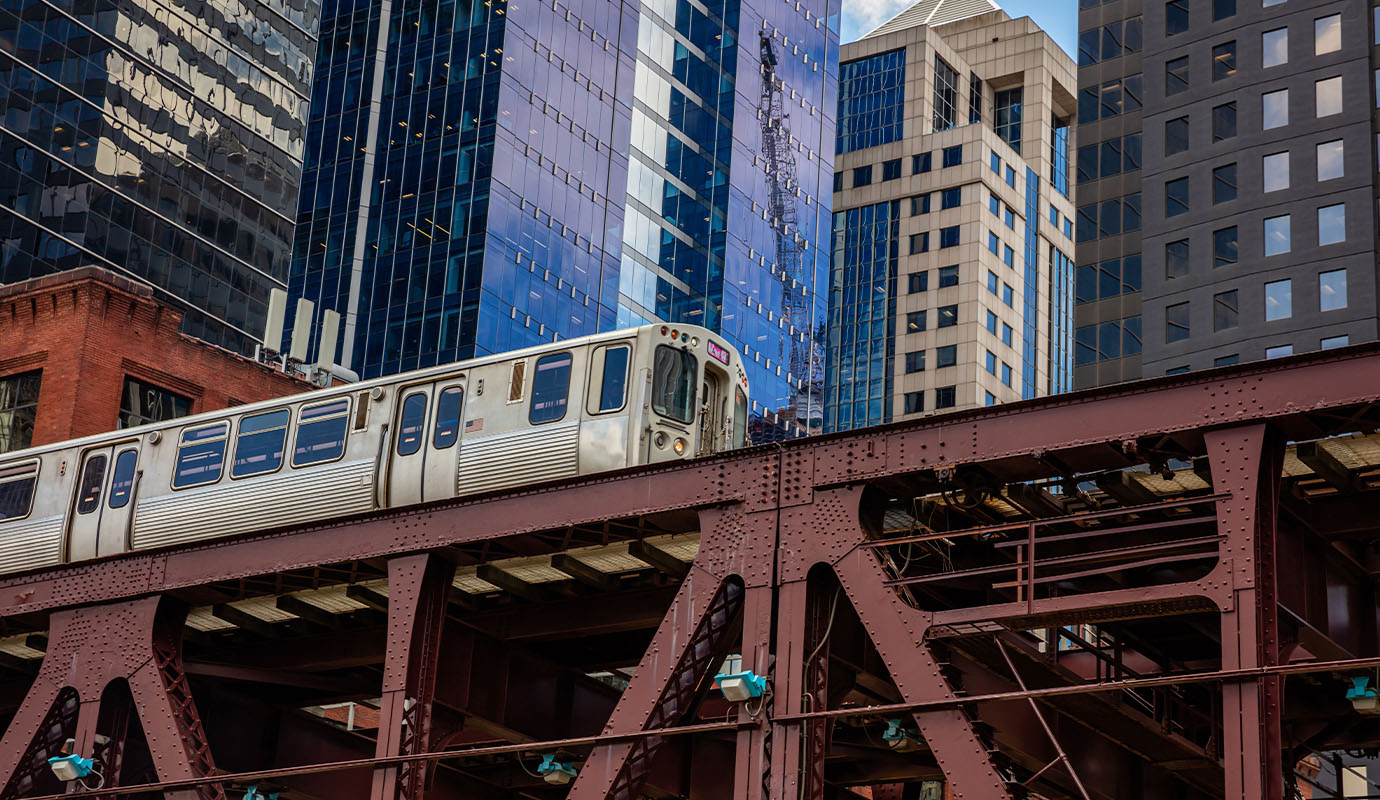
[0,268,314,453]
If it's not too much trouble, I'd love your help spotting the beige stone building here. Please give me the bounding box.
[825,0,1077,431]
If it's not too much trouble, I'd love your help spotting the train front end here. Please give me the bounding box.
[643,325,749,463]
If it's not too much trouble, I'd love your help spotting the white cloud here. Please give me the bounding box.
[840,0,911,42]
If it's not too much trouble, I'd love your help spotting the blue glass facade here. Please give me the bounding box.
[835,49,903,155]
[1020,166,1039,398]
[291,0,838,438]
[823,200,897,433]
[0,0,317,352]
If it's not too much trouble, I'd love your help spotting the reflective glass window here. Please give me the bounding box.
[941,188,961,209]
[908,312,927,332]
[934,58,959,131]
[1216,355,1240,367]
[1315,14,1341,54]
[1266,345,1294,359]
[1321,335,1349,350]
[938,265,959,287]
[937,305,958,328]
[1264,215,1291,256]
[1165,56,1189,95]
[0,371,40,455]
[1316,76,1342,117]
[939,226,960,248]
[1213,42,1237,80]
[943,145,963,167]
[936,345,957,368]
[1263,152,1289,192]
[396,393,428,455]
[882,159,902,181]
[109,450,138,509]
[1320,269,1348,311]
[433,388,465,447]
[904,392,924,414]
[120,377,192,430]
[1319,204,1346,245]
[293,400,350,467]
[1166,117,1189,155]
[1317,140,1344,181]
[1263,89,1289,129]
[1166,239,1190,279]
[76,454,107,515]
[909,272,929,293]
[1165,178,1190,217]
[174,422,230,489]
[1262,28,1288,68]
[1166,302,1191,342]
[905,351,926,373]
[935,386,957,409]
[1213,103,1236,141]
[853,166,872,187]
[1214,290,1239,331]
[1265,279,1292,320]
[531,352,575,424]
[1167,0,1190,35]
[232,409,290,478]
[1215,227,1239,268]
[913,194,932,215]
[1213,164,1237,204]
[1214,0,1235,20]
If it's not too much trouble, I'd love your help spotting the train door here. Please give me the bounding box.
[387,380,465,507]
[698,372,722,455]
[66,442,141,561]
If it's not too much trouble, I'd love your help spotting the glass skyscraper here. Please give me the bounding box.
[0,0,318,353]
[289,0,839,438]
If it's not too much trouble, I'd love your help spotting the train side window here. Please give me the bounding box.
[0,461,38,521]
[76,454,108,514]
[529,352,572,424]
[293,399,350,467]
[587,345,630,414]
[231,409,290,478]
[173,422,230,489]
[108,450,137,509]
[432,387,463,449]
[397,393,427,456]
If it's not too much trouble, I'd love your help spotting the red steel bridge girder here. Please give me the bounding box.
[3,347,1380,798]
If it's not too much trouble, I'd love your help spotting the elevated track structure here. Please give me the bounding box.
[5,346,1380,798]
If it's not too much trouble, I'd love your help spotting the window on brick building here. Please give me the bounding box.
[0,370,41,455]
[120,376,193,429]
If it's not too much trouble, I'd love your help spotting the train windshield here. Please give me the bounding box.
[652,345,696,423]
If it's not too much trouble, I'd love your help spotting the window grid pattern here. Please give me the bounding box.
[825,201,899,433]
[838,50,906,154]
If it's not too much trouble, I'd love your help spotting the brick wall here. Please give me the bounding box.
[0,267,314,449]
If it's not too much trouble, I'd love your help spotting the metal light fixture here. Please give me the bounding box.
[243,786,280,800]
[47,753,94,782]
[537,754,578,785]
[714,670,766,703]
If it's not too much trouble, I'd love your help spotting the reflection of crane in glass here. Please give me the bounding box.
[759,34,822,436]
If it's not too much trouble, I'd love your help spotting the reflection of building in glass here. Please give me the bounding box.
[288,0,838,439]
[0,0,319,354]
[826,0,1076,432]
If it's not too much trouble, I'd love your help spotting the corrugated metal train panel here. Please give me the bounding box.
[456,421,580,496]
[132,460,376,551]
[0,515,63,574]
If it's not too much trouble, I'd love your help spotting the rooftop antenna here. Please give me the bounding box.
[259,288,288,360]
[288,297,314,364]
[312,309,359,386]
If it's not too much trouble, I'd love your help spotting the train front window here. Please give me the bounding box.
[173,422,229,489]
[397,393,427,456]
[529,353,572,424]
[108,450,137,508]
[76,454,107,514]
[652,346,696,423]
[733,387,748,448]
[232,409,290,478]
[293,399,350,467]
[0,461,38,520]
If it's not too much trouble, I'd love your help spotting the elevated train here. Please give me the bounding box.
[0,324,749,576]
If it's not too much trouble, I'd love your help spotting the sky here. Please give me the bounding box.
[839,0,1076,59]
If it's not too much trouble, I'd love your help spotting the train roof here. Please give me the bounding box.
[0,323,737,463]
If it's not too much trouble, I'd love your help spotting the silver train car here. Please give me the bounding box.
[0,324,749,575]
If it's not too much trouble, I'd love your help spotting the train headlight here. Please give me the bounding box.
[673,438,686,455]
[690,336,699,347]
[654,432,668,449]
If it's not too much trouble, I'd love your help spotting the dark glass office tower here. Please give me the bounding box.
[289,0,839,438]
[1075,0,1380,387]
[0,0,318,353]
